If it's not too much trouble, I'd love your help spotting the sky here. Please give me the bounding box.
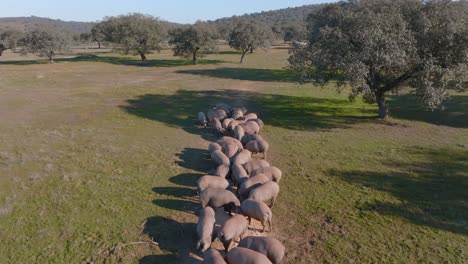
[0,0,338,23]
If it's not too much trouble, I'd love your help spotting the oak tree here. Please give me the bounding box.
[20,27,71,63]
[0,30,22,56]
[289,0,468,118]
[228,19,274,63]
[90,23,107,48]
[168,22,217,65]
[100,13,165,61]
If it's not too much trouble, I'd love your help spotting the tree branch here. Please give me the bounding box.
[383,68,420,92]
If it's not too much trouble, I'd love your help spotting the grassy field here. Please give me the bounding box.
[0,45,467,263]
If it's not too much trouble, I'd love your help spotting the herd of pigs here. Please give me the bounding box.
[193,103,285,264]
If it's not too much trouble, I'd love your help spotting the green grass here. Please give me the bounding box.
[0,54,224,67]
[0,47,467,263]
[176,67,298,82]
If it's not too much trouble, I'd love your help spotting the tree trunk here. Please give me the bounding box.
[192,51,198,65]
[139,52,147,61]
[48,56,54,64]
[249,47,254,53]
[97,41,101,49]
[376,93,388,118]
[240,49,248,63]
[0,49,3,56]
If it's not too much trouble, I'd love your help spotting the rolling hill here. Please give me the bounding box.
[0,16,94,33]
[0,4,324,35]
[208,4,324,37]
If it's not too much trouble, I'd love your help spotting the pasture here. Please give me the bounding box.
[0,44,467,263]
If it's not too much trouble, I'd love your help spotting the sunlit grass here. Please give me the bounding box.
[0,44,467,263]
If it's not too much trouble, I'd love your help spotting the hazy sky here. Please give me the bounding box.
[0,0,338,23]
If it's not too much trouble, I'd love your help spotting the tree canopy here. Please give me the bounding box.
[282,24,306,43]
[228,19,274,63]
[289,0,468,118]
[91,23,107,48]
[0,30,22,56]
[20,27,71,63]
[168,22,217,65]
[99,13,165,61]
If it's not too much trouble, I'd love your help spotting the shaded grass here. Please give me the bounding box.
[143,216,198,263]
[139,254,178,264]
[177,67,299,82]
[175,148,213,172]
[169,173,203,187]
[122,88,468,132]
[331,147,468,235]
[121,89,377,132]
[152,199,199,214]
[206,50,242,55]
[390,93,468,128]
[0,54,224,67]
[152,187,197,198]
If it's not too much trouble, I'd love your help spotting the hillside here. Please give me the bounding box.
[209,4,324,37]
[0,16,94,33]
[213,4,322,25]
[0,4,324,35]
[0,16,184,34]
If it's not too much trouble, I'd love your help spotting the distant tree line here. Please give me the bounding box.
[89,14,276,64]
[0,16,94,33]
[0,3,324,62]
[209,4,319,42]
[0,13,280,64]
[1,3,319,63]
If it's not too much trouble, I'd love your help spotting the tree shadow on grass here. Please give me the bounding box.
[330,147,468,235]
[175,148,213,172]
[122,89,468,131]
[152,187,197,198]
[169,173,203,187]
[0,54,223,67]
[121,89,377,134]
[153,199,199,214]
[389,93,468,128]
[176,67,298,82]
[207,50,242,55]
[143,149,208,262]
[144,177,204,262]
[143,216,201,264]
[139,254,178,264]
[146,178,205,263]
